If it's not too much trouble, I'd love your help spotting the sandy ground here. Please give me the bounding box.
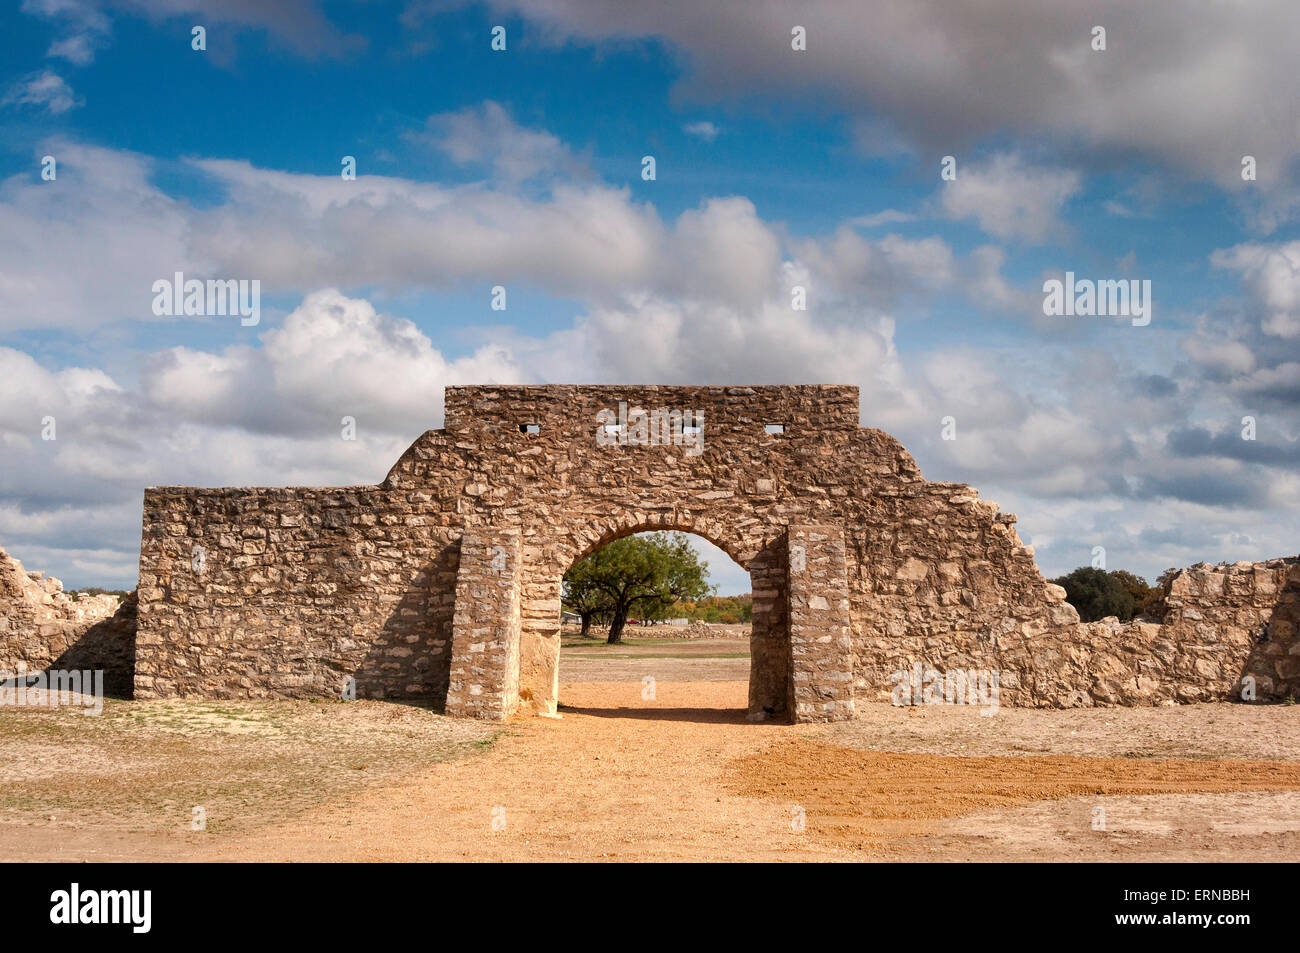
[3,646,1300,861]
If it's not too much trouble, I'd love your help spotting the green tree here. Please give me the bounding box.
[561,559,612,637]
[1050,566,1142,622]
[1110,570,1154,615]
[563,532,714,644]
[678,594,753,623]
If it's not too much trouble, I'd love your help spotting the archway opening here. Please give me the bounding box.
[555,529,776,723]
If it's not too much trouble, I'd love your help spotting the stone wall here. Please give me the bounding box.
[0,547,137,695]
[132,384,1300,717]
[134,487,461,701]
[862,557,1300,707]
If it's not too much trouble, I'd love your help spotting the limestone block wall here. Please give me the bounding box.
[0,546,136,695]
[134,487,463,700]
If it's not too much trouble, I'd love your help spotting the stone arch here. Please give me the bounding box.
[522,508,790,720]
[559,509,765,570]
[140,384,1122,721]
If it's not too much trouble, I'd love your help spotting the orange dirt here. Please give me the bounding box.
[725,738,1300,853]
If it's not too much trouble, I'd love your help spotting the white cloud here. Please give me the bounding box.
[939,153,1081,242]
[792,227,954,304]
[141,289,523,436]
[21,0,110,64]
[1211,241,1300,339]
[849,210,916,228]
[965,245,1040,319]
[20,0,358,64]
[683,120,719,142]
[4,124,1300,590]
[0,142,207,332]
[477,0,1300,188]
[2,70,82,114]
[419,101,580,183]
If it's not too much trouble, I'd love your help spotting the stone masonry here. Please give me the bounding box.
[445,529,522,720]
[786,525,855,720]
[129,385,1300,720]
[0,546,137,695]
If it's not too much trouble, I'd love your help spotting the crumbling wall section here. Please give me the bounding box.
[0,547,136,694]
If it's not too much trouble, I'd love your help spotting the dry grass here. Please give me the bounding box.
[0,698,498,841]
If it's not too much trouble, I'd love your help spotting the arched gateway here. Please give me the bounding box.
[133,385,1300,719]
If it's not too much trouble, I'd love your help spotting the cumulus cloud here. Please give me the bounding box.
[0,142,204,332]
[0,291,522,587]
[141,289,523,436]
[965,245,1041,319]
[939,153,1081,242]
[1,137,954,331]
[791,227,954,306]
[4,119,1300,589]
[418,101,582,183]
[849,210,916,228]
[20,0,110,64]
[1211,241,1300,339]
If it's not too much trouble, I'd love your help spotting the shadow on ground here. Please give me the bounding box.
[557,704,756,724]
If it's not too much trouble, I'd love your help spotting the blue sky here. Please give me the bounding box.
[1,0,1299,594]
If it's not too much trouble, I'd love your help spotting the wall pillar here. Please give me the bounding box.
[787,524,856,722]
[444,528,521,720]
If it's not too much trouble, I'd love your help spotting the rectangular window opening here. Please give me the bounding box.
[765,423,785,435]
[519,423,540,435]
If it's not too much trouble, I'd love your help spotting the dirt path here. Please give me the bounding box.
[202,681,834,861]
[199,682,1300,862]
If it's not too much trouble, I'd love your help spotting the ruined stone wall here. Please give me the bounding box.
[0,547,136,695]
[858,557,1300,707]
[132,384,1300,717]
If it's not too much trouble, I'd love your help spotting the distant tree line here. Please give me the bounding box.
[674,594,753,624]
[66,587,130,600]
[1048,566,1178,623]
